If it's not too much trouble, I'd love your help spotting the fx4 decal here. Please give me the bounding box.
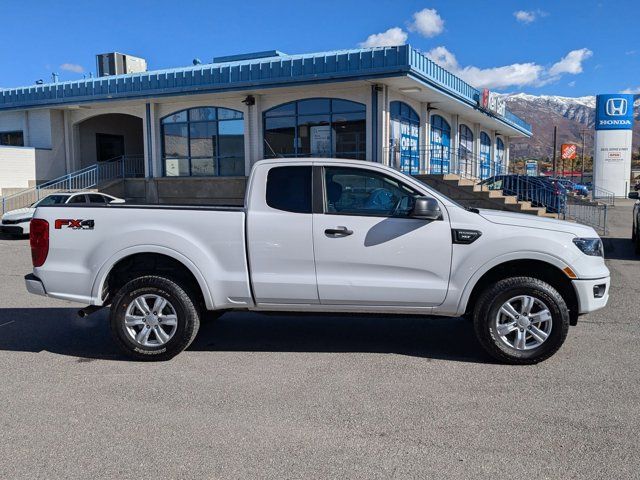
[54,219,95,230]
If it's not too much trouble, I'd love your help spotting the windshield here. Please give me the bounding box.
[33,195,69,207]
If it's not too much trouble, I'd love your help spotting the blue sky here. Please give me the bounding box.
[1,0,638,96]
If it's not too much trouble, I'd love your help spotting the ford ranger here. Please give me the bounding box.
[24,158,610,364]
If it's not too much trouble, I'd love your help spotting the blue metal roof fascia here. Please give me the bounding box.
[406,46,532,136]
[0,46,413,111]
[405,72,532,137]
[213,50,287,63]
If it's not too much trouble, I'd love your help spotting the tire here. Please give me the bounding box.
[635,229,640,255]
[473,276,570,365]
[110,275,200,361]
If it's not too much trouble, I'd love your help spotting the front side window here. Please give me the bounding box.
[266,166,312,214]
[324,167,422,217]
[35,195,69,206]
[162,107,244,177]
[264,98,366,160]
[0,131,24,147]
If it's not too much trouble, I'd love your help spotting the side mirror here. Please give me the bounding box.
[411,197,441,220]
[629,192,639,200]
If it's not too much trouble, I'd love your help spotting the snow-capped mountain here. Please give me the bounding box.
[501,94,639,160]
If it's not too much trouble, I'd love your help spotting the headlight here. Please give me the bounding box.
[572,237,604,257]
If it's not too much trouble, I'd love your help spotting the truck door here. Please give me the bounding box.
[312,165,452,307]
[246,164,319,305]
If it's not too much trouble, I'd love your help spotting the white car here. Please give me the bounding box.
[1,192,124,235]
[25,158,610,364]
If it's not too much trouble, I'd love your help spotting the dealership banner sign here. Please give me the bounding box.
[593,93,636,197]
[595,94,635,130]
[480,89,506,117]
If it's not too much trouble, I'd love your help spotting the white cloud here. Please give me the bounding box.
[513,9,548,24]
[620,87,640,94]
[548,48,593,76]
[358,27,408,48]
[568,81,576,87]
[425,46,593,90]
[514,10,536,23]
[60,63,84,74]
[409,8,444,37]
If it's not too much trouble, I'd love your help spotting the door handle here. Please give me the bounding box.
[324,226,353,237]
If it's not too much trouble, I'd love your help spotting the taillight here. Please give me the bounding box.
[30,219,49,267]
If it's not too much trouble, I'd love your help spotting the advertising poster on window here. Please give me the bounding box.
[310,125,331,156]
[165,159,180,176]
[525,161,538,176]
[399,122,419,174]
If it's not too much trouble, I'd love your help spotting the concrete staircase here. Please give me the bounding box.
[414,174,558,218]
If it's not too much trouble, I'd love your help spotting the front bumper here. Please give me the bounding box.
[0,225,24,235]
[25,273,47,296]
[572,276,610,314]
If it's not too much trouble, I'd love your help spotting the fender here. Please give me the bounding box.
[90,244,215,309]
[454,250,572,316]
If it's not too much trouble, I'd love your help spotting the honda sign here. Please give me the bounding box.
[596,94,634,130]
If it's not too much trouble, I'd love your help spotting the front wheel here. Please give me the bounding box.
[110,275,201,361]
[473,277,570,365]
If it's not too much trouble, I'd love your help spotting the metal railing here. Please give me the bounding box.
[565,196,608,235]
[385,146,508,180]
[384,146,608,233]
[1,155,144,214]
[590,185,615,207]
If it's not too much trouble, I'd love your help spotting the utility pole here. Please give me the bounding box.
[580,129,587,184]
[552,126,558,177]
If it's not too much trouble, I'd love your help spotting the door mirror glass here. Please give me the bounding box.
[628,191,639,200]
[411,197,441,220]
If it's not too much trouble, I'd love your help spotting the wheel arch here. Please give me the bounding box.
[91,246,215,309]
[460,256,579,326]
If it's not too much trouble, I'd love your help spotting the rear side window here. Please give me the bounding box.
[266,166,312,214]
[87,194,107,204]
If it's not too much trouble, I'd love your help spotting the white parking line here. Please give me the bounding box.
[0,320,15,328]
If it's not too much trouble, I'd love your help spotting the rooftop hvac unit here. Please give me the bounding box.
[96,52,148,77]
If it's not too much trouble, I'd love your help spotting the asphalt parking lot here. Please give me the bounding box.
[0,202,638,479]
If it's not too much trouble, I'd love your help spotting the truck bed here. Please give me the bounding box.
[32,203,252,308]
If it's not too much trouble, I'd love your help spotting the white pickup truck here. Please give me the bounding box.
[25,158,610,364]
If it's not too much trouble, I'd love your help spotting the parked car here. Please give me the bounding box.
[25,158,610,364]
[554,178,589,196]
[1,192,124,236]
[630,191,640,254]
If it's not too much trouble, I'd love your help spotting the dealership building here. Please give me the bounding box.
[0,45,532,203]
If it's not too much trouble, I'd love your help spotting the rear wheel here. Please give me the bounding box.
[473,277,570,365]
[110,275,200,361]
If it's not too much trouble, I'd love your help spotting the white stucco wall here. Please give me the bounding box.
[0,146,36,191]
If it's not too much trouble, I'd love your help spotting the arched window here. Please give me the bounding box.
[458,124,474,177]
[496,137,505,175]
[389,101,420,174]
[429,115,451,174]
[479,132,491,179]
[162,107,244,177]
[263,98,366,159]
